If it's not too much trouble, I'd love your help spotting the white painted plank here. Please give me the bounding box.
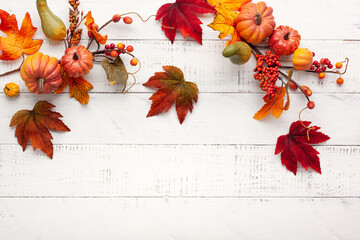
[0,145,359,197]
[0,93,358,145]
[2,0,360,40]
[0,40,358,94]
[0,198,359,240]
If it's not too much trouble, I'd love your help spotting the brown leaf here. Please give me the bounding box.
[101,56,128,86]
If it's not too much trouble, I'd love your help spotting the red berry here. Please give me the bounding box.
[310,66,315,71]
[126,45,134,52]
[312,52,315,57]
[123,16,133,24]
[105,44,110,49]
[328,64,333,69]
[337,78,344,85]
[88,31,93,38]
[315,68,321,73]
[321,66,327,72]
[105,52,110,56]
[289,81,297,90]
[130,58,138,66]
[324,58,330,65]
[112,14,121,23]
[307,101,315,110]
[320,58,325,65]
[110,50,118,58]
[313,61,319,66]
[110,43,115,49]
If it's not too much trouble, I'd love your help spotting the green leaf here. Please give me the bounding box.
[101,56,129,86]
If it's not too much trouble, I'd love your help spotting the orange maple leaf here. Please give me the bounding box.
[143,66,199,124]
[55,72,93,105]
[85,11,108,45]
[9,101,70,159]
[0,10,43,61]
[208,5,238,39]
[254,87,288,120]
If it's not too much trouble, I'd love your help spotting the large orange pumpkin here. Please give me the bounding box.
[235,2,275,45]
[61,45,93,78]
[292,48,313,71]
[20,52,63,94]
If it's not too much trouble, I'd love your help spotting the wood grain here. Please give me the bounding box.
[0,145,359,197]
[0,198,359,240]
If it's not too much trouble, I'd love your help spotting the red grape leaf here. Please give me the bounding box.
[143,66,199,124]
[156,0,216,44]
[275,121,330,175]
[9,101,70,159]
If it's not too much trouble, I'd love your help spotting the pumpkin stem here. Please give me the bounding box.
[38,78,45,92]
[283,32,291,40]
[255,12,262,25]
[73,52,79,61]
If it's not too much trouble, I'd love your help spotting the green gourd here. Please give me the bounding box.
[222,42,252,65]
[36,0,66,41]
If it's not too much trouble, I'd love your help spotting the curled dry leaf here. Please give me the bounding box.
[143,66,199,124]
[156,0,216,44]
[85,11,108,45]
[0,10,43,61]
[275,121,330,175]
[101,56,129,87]
[254,87,288,120]
[9,101,70,159]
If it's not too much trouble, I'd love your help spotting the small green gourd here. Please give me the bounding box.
[36,0,66,41]
[222,42,252,65]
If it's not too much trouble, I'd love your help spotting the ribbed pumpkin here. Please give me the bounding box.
[61,45,93,78]
[292,48,313,71]
[4,82,20,97]
[20,52,63,94]
[269,25,301,56]
[235,2,275,45]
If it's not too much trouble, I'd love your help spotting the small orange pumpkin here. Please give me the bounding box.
[292,48,313,71]
[61,45,93,78]
[4,82,20,97]
[20,52,63,94]
[235,2,276,45]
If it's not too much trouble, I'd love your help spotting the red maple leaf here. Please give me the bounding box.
[143,66,199,124]
[156,0,216,44]
[275,121,330,175]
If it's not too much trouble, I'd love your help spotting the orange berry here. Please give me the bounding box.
[289,81,297,91]
[112,14,121,23]
[117,43,125,50]
[336,77,344,85]
[130,59,138,66]
[126,45,134,52]
[318,72,325,79]
[301,86,312,96]
[335,62,343,69]
[123,16,133,24]
[110,50,119,58]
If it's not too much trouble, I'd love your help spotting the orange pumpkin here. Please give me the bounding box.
[61,45,93,78]
[235,2,276,45]
[292,48,313,71]
[20,52,63,94]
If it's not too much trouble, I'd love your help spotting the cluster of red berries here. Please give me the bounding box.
[104,43,138,66]
[253,51,281,97]
[309,53,334,79]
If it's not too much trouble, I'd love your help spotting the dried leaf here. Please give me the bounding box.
[156,0,216,44]
[0,10,43,61]
[143,66,199,124]
[85,11,108,45]
[275,121,330,175]
[9,101,70,159]
[208,6,238,39]
[207,0,252,11]
[101,56,128,86]
[254,87,287,120]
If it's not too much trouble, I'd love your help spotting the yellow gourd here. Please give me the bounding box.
[36,0,66,41]
[4,82,20,97]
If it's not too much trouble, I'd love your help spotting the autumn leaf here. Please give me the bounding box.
[156,0,216,44]
[85,11,108,45]
[275,121,330,175]
[208,6,238,39]
[9,101,70,159]
[207,0,252,11]
[55,72,93,105]
[143,66,199,124]
[101,56,128,86]
[254,87,287,120]
[0,10,43,61]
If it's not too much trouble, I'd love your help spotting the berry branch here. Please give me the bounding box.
[0,54,25,78]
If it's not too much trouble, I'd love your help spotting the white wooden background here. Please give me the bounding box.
[0,0,360,239]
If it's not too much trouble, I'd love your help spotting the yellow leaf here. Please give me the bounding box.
[207,0,252,11]
[208,6,237,39]
[254,87,286,120]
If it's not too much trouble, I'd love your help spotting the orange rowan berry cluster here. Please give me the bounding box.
[68,0,83,45]
[253,51,281,97]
